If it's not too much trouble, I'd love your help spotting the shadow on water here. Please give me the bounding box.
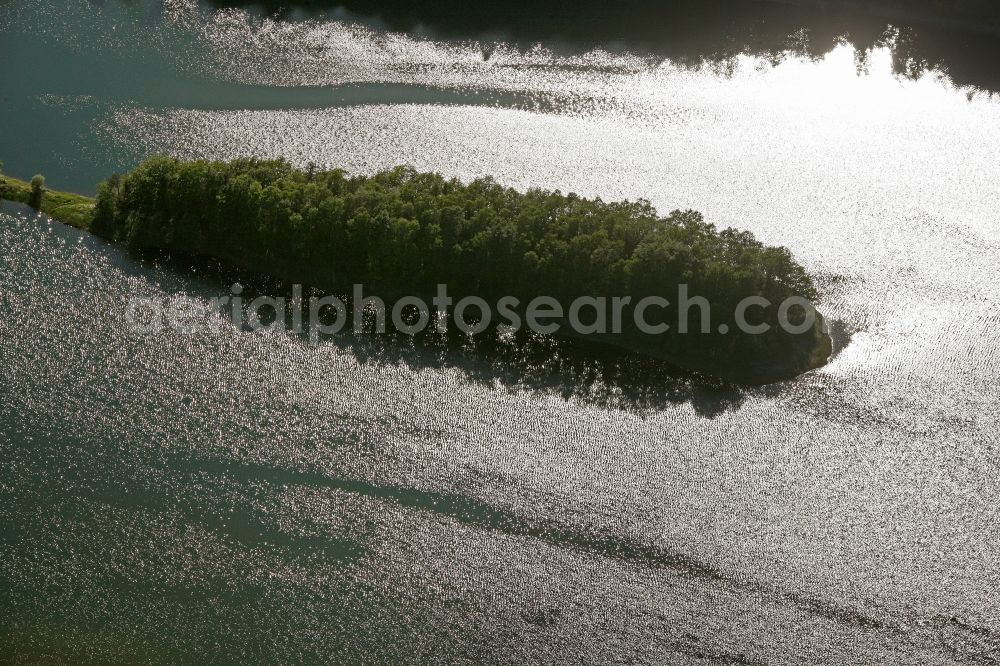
[140,250,750,419]
[83,476,367,564]
[204,0,1000,90]
[3,406,900,650]
[185,454,894,634]
[332,327,747,418]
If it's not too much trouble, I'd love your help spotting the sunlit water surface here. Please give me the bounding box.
[1,1,999,663]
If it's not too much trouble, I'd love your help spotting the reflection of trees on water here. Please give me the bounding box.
[205,0,1000,90]
[198,271,750,418]
[333,325,748,418]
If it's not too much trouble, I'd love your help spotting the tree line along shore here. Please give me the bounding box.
[0,157,832,384]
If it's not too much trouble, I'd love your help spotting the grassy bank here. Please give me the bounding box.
[0,173,95,230]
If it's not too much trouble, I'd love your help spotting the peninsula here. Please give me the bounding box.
[1,157,832,384]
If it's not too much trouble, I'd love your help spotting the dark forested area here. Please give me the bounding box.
[92,156,829,382]
[205,0,1000,89]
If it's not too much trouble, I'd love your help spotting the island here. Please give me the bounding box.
[1,156,832,385]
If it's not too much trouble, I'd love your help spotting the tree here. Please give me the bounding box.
[29,174,45,209]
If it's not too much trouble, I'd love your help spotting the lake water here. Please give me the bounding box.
[2,1,1000,663]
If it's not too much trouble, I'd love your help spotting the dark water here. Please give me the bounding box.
[208,0,1000,89]
[2,1,1000,663]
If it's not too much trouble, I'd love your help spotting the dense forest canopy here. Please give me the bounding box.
[92,156,828,381]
